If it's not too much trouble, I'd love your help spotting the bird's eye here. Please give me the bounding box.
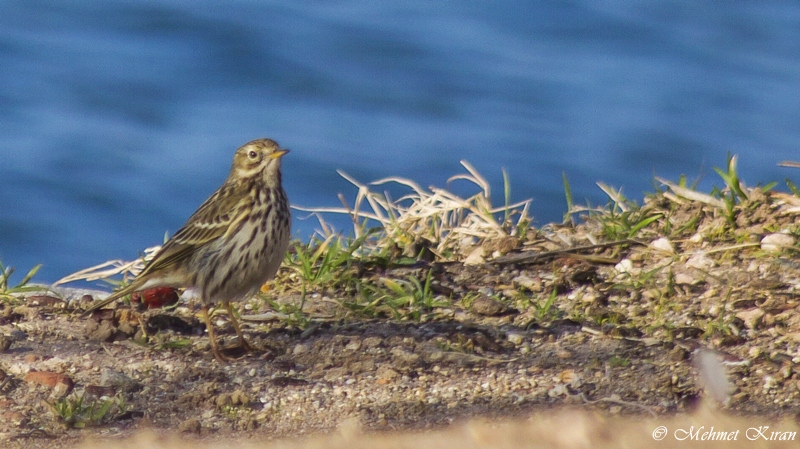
[248,150,258,159]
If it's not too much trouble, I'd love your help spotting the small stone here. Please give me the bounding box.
[686,252,715,270]
[763,376,779,392]
[231,390,249,406]
[117,322,137,336]
[506,332,525,346]
[390,347,420,365]
[512,275,540,291]
[376,366,399,381]
[547,384,568,397]
[669,346,689,361]
[86,320,116,342]
[293,344,309,355]
[363,337,383,348]
[469,295,509,316]
[650,237,675,254]
[674,273,697,285]
[100,369,140,392]
[427,349,444,362]
[688,233,703,243]
[761,233,795,254]
[24,371,74,398]
[52,381,71,398]
[9,329,27,341]
[178,418,201,434]
[0,335,11,353]
[614,259,635,275]
[323,367,347,382]
[464,247,486,266]
[216,393,231,408]
[556,349,573,359]
[736,308,765,330]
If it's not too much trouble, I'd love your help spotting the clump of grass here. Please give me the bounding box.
[712,154,749,226]
[378,269,449,321]
[49,393,130,428]
[294,160,532,262]
[0,261,42,303]
[285,231,373,291]
[340,269,449,321]
[607,355,631,368]
[563,176,663,240]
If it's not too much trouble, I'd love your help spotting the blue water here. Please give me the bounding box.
[2,1,800,283]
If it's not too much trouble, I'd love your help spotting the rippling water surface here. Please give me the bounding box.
[2,2,800,282]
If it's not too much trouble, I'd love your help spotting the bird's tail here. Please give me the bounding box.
[79,280,143,317]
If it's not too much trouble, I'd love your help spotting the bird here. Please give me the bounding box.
[81,138,291,362]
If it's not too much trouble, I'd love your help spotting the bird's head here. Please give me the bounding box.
[230,138,289,186]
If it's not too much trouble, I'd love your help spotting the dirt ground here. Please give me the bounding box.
[4,188,800,447]
[1,263,799,447]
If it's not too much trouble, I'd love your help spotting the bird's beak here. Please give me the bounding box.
[270,149,289,159]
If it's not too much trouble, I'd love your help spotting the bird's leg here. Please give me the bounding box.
[225,301,254,352]
[201,305,228,363]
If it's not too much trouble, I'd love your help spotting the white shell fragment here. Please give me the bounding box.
[760,233,795,254]
[614,259,635,274]
[464,246,486,266]
[686,252,715,270]
[650,237,675,254]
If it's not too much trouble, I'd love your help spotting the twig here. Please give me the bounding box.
[491,239,644,265]
[580,393,658,418]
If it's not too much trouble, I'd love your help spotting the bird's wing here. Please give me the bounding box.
[138,182,252,276]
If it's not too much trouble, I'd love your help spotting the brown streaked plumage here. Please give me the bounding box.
[82,138,291,362]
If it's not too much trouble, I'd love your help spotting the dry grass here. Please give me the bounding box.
[294,161,531,259]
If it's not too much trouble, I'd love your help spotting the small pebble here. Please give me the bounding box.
[469,295,509,316]
[614,259,635,274]
[761,233,795,253]
[650,237,675,253]
[506,332,525,346]
[735,308,765,330]
[0,335,11,353]
[178,418,201,434]
[685,252,714,270]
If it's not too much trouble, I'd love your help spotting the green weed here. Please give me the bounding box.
[0,261,42,302]
[534,289,560,321]
[287,232,371,288]
[342,269,449,321]
[608,355,630,367]
[49,393,129,428]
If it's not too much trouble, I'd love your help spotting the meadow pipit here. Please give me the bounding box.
[82,138,291,362]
